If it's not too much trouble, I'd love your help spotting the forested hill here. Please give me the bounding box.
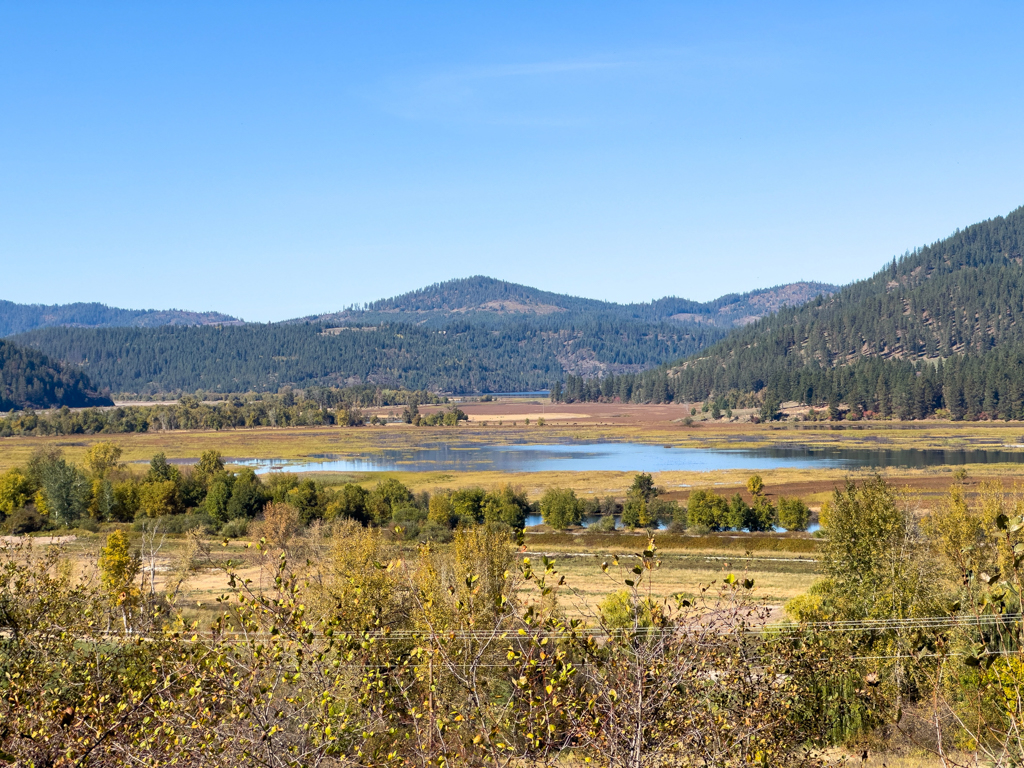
[0,300,239,337]
[10,279,835,396]
[11,319,721,395]
[305,276,838,329]
[0,339,113,411]
[562,206,1024,419]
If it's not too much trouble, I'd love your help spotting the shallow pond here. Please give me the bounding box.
[234,441,1024,475]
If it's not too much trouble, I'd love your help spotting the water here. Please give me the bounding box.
[235,441,1024,475]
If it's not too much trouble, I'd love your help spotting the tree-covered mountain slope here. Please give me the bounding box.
[0,339,113,411]
[0,300,239,337]
[11,318,720,395]
[303,276,837,329]
[667,206,1024,385]
[11,278,834,395]
[560,206,1024,419]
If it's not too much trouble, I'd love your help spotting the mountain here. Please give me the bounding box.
[304,276,838,329]
[0,300,240,337]
[0,339,113,411]
[10,318,720,395]
[8,279,833,396]
[561,205,1024,419]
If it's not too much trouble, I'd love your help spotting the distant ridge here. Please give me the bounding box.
[303,276,839,329]
[0,300,240,337]
[8,278,838,396]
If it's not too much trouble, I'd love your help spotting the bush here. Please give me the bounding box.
[133,512,213,535]
[417,520,454,543]
[590,514,617,532]
[75,518,101,533]
[668,518,689,534]
[220,517,250,539]
[4,507,46,535]
[253,502,301,549]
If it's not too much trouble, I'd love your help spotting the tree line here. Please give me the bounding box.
[0,448,810,538]
[0,386,451,437]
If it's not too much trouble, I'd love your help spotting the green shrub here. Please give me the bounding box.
[686,490,730,531]
[4,507,46,535]
[540,487,584,530]
[220,517,250,539]
[417,520,454,543]
[133,511,213,535]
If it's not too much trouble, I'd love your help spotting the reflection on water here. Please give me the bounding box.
[519,513,820,533]
[234,441,1024,475]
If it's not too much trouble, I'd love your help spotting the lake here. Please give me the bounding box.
[235,441,1024,475]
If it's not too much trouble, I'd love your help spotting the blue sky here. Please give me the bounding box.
[1,2,1023,321]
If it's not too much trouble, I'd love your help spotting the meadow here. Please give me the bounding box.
[5,407,1024,766]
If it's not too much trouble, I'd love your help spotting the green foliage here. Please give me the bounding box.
[540,487,583,530]
[747,474,764,496]
[599,589,656,629]
[0,386,440,436]
[0,298,237,336]
[450,486,486,524]
[778,496,811,531]
[325,482,369,523]
[224,468,269,520]
[628,472,658,501]
[138,480,179,518]
[219,517,249,538]
[13,311,721,395]
[97,529,141,604]
[621,490,654,529]
[3,506,45,534]
[367,477,413,525]
[36,454,89,527]
[0,468,33,517]
[759,391,782,422]
[84,441,123,479]
[418,406,469,426]
[481,484,530,529]
[686,489,730,531]
[193,449,225,486]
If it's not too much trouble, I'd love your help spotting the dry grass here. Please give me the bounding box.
[547,551,818,616]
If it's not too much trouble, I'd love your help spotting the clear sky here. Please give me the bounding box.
[1,2,1023,322]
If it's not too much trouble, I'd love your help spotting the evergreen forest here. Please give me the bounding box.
[0,299,237,336]
[557,207,1024,419]
[0,339,112,411]
[11,316,722,396]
